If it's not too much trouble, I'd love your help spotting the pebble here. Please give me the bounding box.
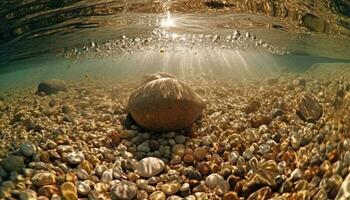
[67,151,85,165]
[242,149,253,160]
[194,147,206,161]
[216,180,230,196]
[205,173,224,189]
[19,189,37,200]
[2,155,24,172]
[172,144,185,157]
[150,191,166,200]
[111,181,138,200]
[32,172,56,187]
[296,92,323,123]
[19,141,37,157]
[137,190,148,199]
[228,151,240,165]
[160,182,181,195]
[134,157,165,178]
[95,164,108,177]
[38,185,60,198]
[77,181,91,196]
[174,135,186,144]
[223,191,239,200]
[61,182,78,200]
[291,168,303,181]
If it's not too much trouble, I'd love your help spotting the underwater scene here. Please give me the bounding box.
[0,0,350,200]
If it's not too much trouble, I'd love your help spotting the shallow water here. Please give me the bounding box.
[0,0,350,200]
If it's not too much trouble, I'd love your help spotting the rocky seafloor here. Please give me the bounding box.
[1,71,350,200]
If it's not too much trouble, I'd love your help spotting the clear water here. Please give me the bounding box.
[0,0,350,199]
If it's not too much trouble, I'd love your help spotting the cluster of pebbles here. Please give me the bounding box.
[0,71,350,200]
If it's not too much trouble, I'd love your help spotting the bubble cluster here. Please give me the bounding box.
[63,28,287,61]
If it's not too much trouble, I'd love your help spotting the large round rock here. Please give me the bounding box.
[128,77,205,132]
[37,79,68,95]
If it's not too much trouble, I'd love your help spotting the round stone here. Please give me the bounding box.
[38,185,60,198]
[77,181,91,196]
[149,191,166,200]
[172,144,185,157]
[19,141,37,157]
[160,182,181,195]
[19,189,37,200]
[61,182,78,200]
[2,155,24,172]
[67,151,85,165]
[111,181,138,200]
[37,79,68,95]
[205,173,224,189]
[174,135,186,144]
[193,147,206,161]
[134,157,165,178]
[128,75,205,132]
[32,172,56,187]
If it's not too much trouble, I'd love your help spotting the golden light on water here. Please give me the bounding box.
[160,11,175,28]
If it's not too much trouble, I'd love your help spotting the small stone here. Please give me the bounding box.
[32,172,56,187]
[291,134,301,150]
[183,154,194,164]
[228,151,240,165]
[188,170,202,180]
[101,170,113,183]
[167,195,183,200]
[38,185,60,198]
[61,182,78,200]
[194,192,208,199]
[223,191,239,200]
[138,141,151,152]
[172,144,185,157]
[205,173,224,189]
[67,151,85,165]
[77,181,91,196]
[136,179,148,190]
[296,92,323,123]
[197,162,210,175]
[111,181,138,200]
[242,149,253,160]
[2,155,24,172]
[174,135,186,144]
[19,141,37,157]
[134,157,165,178]
[37,79,68,95]
[216,180,230,196]
[160,182,181,195]
[19,189,37,200]
[247,186,271,200]
[150,191,166,200]
[148,140,160,151]
[137,190,148,199]
[291,168,303,181]
[194,147,206,161]
[95,164,108,177]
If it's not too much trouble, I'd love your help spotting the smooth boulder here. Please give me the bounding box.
[37,79,68,95]
[128,74,205,132]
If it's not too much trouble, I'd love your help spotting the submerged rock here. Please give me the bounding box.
[37,79,68,95]
[134,157,165,178]
[127,74,205,132]
[2,155,24,172]
[336,173,350,200]
[111,181,138,200]
[296,92,323,123]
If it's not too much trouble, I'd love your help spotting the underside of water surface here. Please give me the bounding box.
[0,0,350,200]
